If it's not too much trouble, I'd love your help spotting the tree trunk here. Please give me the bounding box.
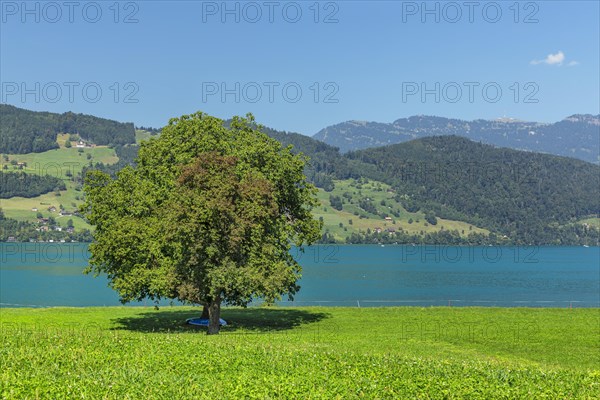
[207,299,221,335]
[200,305,209,319]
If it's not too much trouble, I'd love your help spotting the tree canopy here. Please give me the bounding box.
[82,112,322,333]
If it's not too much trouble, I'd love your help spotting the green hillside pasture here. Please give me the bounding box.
[0,190,91,231]
[1,306,598,398]
[578,217,600,229]
[316,179,488,241]
[2,146,118,178]
[0,146,118,229]
[135,129,158,144]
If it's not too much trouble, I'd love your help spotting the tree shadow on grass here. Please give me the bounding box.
[112,307,331,334]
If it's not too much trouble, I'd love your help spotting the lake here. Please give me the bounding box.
[1,244,598,308]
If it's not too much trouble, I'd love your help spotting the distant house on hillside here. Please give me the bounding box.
[48,206,57,212]
[374,227,382,233]
[384,216,393,221]
[75,139,94,148]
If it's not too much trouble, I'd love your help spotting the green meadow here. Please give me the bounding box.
[3,147,118,179]
[1,306,598,398]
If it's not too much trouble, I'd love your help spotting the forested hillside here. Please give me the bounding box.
[260,126,373,190]
[347,136,600,244]
[0,172,66,198]
[0,104,136,154]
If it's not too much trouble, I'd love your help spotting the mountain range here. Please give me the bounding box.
[313,115,600,163]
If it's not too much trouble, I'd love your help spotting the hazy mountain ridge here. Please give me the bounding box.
[314,114,600,163]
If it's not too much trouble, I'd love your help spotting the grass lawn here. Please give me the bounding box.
[1,306,598,398]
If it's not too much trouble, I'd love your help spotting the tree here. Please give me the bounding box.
[65,140,72,148]
[82,112,321,334]
[329,195,343,211]
[424,210,437,226]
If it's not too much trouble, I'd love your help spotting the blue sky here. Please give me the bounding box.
[1,1,598,134]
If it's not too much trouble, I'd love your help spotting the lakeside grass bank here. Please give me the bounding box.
[1,306,599,398]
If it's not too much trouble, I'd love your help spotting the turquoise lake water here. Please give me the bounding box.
[1,244,598,307]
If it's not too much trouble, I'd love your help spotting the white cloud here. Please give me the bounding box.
[530,50,576,66]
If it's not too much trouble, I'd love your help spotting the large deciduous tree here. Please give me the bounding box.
[82,113,321,334]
